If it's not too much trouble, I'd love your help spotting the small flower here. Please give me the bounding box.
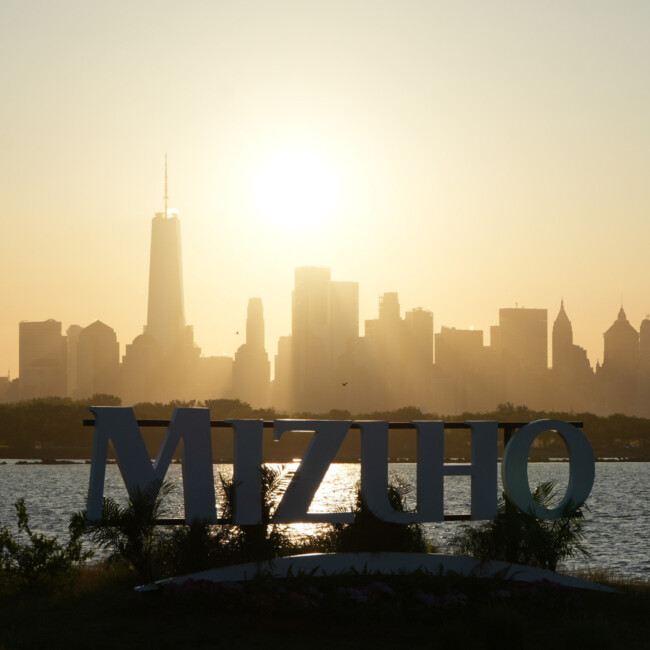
[415,591,438,607]
[338,587,370,604]
[369,581,394,597]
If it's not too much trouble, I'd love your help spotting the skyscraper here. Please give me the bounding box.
[550,301,594,412]
[489,307,549,408]
[18,319,67,399]
[491,307,548,371]
[75,321,120,399]
[596,307,640,414]
[288,267,359,412]
[121,158,199,403]
[552,300,573,372]
[232,298,271,407]
[144,156,187,356]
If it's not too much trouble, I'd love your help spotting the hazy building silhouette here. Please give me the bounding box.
[288,267,359,412]
[272,335,293,412]
[291,267,331,412]
[353,294,435,412]
[402,307,434,410]
[195,355,233,401]
[363,292,404,410]
[550,301,594,411]
[0,375,17,403]
[66,324,82,398]
[552,301,572,373]
[489,307,549,408]
[603,307,639,373]
[330,282,359,366]
[491,307,548,370]
[18,319,67,399]
[145,211,186,356]
[232,298,271,407]
[121,333,164,405]
[636,317,650,416]
[121,159,200,403]
[434,326,494,413]
[330,281,360,409]
[596,307,640,414]
[75,321,120,399]
[640,317,650,371]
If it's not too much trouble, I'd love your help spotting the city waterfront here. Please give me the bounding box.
[0,461,647,580]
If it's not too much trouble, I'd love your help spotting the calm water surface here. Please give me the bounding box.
[0,461,647,579]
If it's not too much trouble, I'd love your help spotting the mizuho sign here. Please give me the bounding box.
[86,408,595,525]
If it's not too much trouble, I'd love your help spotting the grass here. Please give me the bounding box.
[1,562,649,650]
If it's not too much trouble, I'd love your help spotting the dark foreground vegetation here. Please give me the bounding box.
[1,562,649,650]
[1,396,650,461]
[2,475,648,650]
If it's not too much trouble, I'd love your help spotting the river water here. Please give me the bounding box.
[0,461,647,580]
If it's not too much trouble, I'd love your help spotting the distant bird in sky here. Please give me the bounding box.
[341,381,348,387]
[235,331,239,335]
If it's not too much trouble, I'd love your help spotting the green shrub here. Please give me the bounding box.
[448,481,590,571]
[0,498,92,589]
[219,465,295,563]
[317,480,435,553]
[159,520,233,575]
[71,480,174,583]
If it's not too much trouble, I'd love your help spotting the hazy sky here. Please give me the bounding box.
[2,1,650,378]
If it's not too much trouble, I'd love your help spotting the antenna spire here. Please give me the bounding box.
[164,153,168,218]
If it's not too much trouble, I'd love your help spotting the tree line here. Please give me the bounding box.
[0,396,649,460]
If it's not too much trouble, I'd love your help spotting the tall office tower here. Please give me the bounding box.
[272,335,293,412]
[491,307,548,370]
[435,327,484,372]
[289,267,360,412]
[330,281,359,368]
[121,333,163,405]
[75,321,120,399]
[434,326,490,413]
[636,317,650,416]
[640,318,650,371]
[195,355,233,401]
[232,298,271,407]
[291,267,333,412]
[246,297,265,348]
[363,292,404,409]
[144,159,187,356]
[596,307,640,415]
[122,158,199,403]
[602,307,639,373]
[550,302,593,412]
[0,376,11,403]
[552,300,573,371]
[66,324,82,397]
[402,308,434,409]
[489,307,549,409]
[18,320,67,399]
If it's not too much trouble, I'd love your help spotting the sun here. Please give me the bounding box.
[252,147,340,232]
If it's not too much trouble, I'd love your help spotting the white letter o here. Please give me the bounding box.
[502,420,595,520]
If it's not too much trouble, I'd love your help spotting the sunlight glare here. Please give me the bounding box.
[252,148,340,232]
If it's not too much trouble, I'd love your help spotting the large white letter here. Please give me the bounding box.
[502,419,595,520]
[272,420,354,524]
[358,421,445,523]
[359,420,497,522]
[229,419,264,525]
[87,407,216,523]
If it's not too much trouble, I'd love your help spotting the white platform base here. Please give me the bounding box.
[137,553,615,592]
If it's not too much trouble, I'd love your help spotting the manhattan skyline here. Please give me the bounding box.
[2,2,650,378]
